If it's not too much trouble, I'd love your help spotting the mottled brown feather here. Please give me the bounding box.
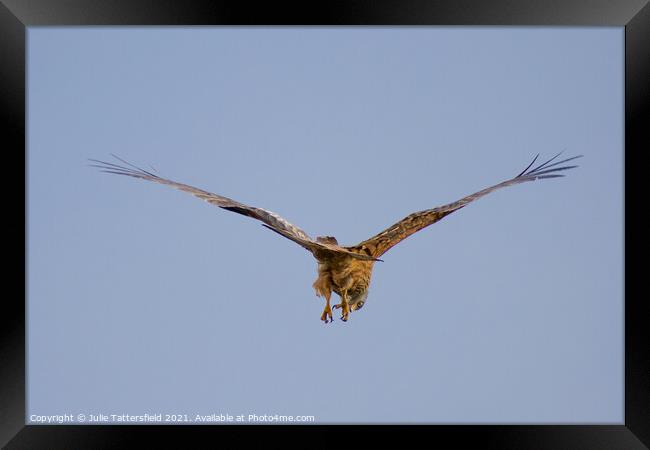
[348,153,582,258]
[90,156,379,262]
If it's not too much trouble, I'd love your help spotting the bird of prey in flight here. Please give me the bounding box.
[91,152,581,324]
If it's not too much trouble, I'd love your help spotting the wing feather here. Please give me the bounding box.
[348,153,582,258]
[91,155,379,262]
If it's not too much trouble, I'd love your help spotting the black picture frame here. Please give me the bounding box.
[4,0,647,448]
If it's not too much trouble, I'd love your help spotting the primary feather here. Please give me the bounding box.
[348,152,582,258]
[89,155,379,262]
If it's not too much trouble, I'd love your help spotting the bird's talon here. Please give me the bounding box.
[321,304,334,323]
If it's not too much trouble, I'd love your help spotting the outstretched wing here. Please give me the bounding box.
[347,153,582,258]
[91,155,379,262]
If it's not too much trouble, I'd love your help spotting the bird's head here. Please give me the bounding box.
[348,290,368,311]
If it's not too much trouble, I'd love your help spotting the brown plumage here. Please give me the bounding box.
[91,152,581,323]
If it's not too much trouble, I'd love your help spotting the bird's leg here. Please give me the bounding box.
[332,291,351,322]
[313,274,334,324]
[320,290,333,324]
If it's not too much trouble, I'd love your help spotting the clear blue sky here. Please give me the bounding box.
[27,27,623,424]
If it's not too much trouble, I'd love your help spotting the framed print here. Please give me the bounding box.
[4,0,647,448]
